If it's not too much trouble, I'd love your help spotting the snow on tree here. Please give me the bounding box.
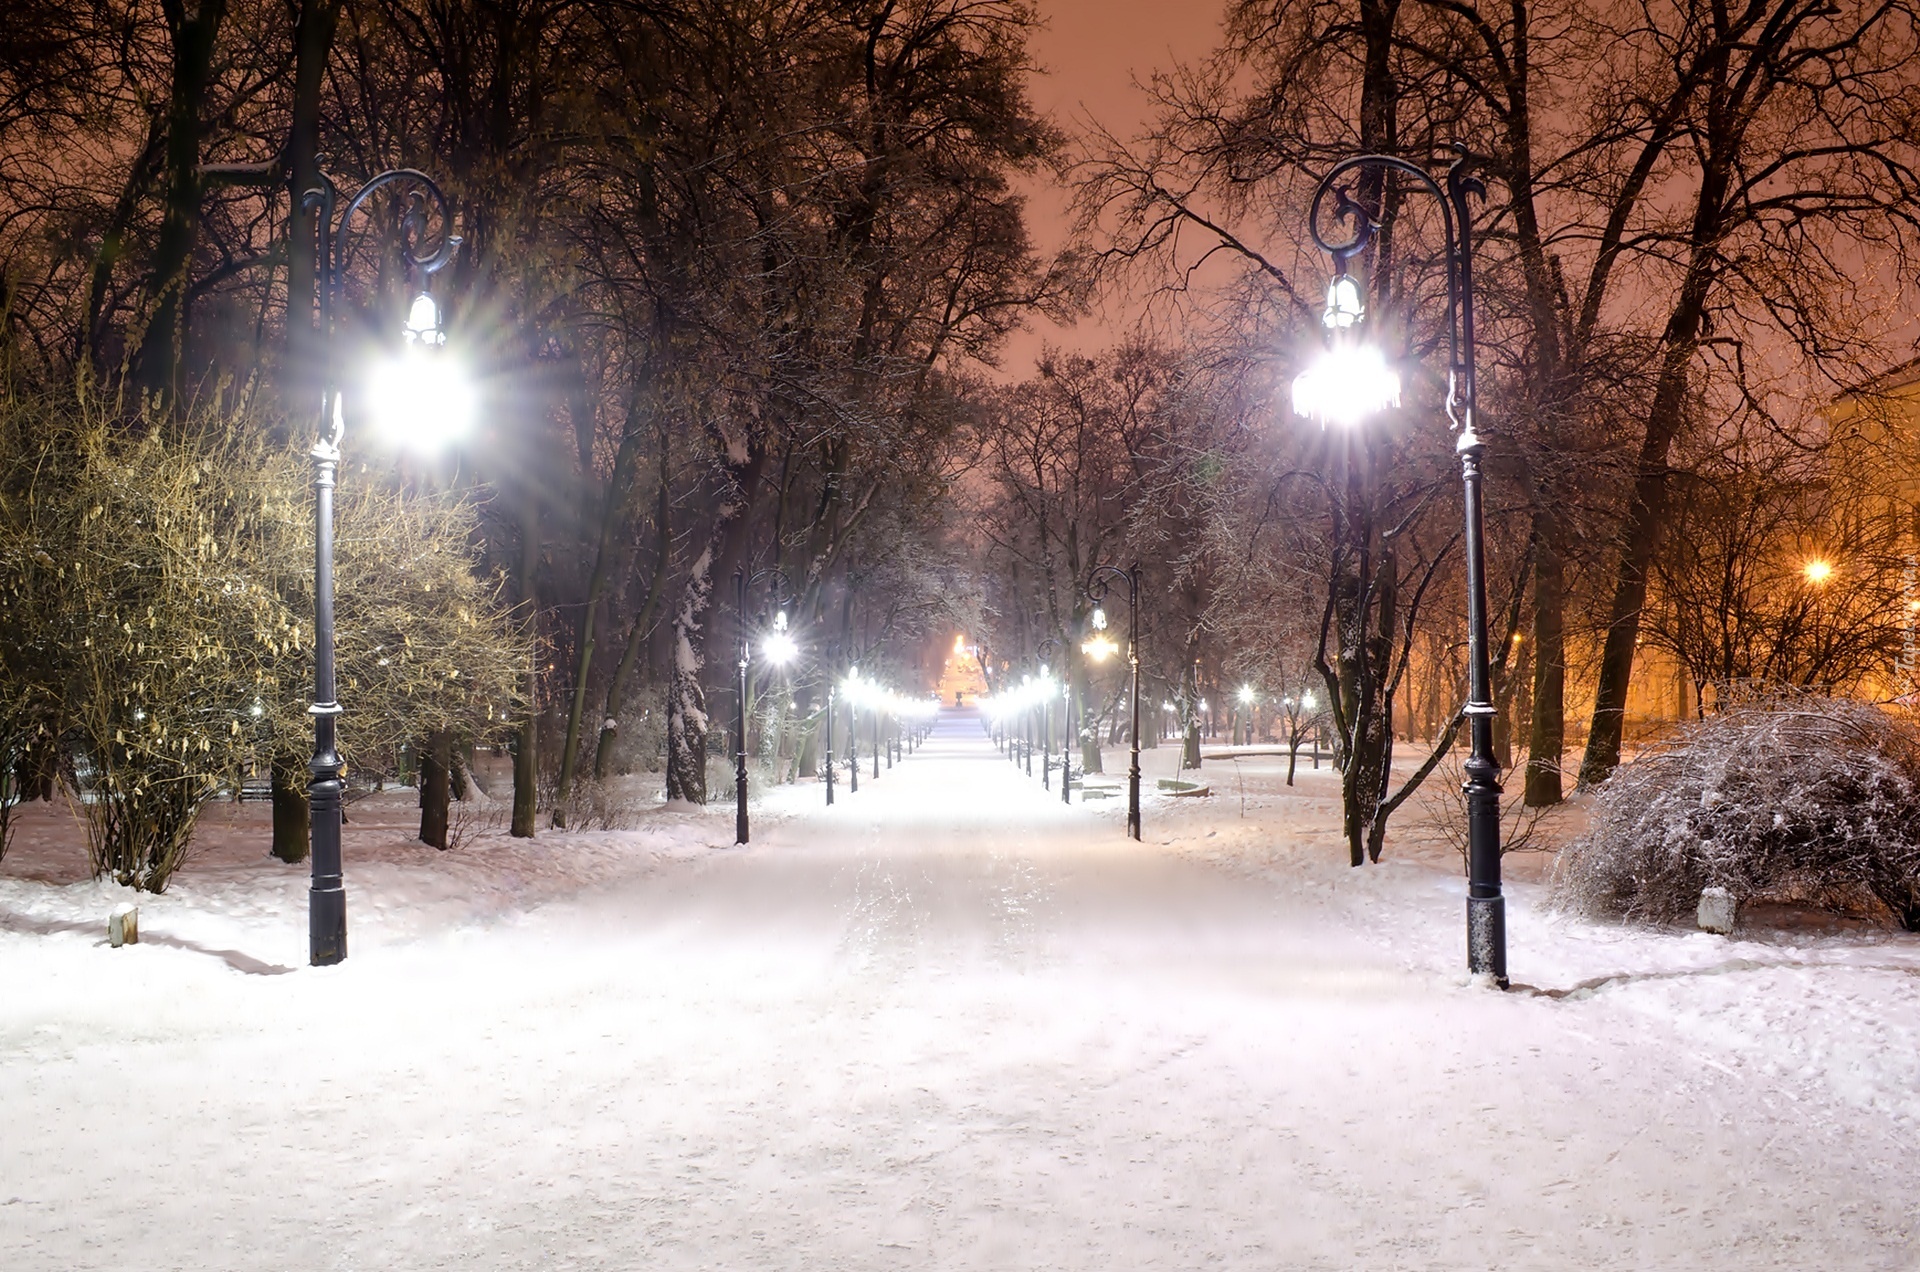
[664,547,713,805]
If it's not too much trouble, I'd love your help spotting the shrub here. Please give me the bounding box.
[1550,695,1920,929]
[0,389,524,887]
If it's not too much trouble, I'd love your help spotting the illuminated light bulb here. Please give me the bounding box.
[1291,343,1401,427]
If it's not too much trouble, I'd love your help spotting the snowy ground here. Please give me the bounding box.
[4,709,1918,1269]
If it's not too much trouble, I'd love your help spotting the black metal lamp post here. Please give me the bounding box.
[1087,564,1142,840]
[301,169,458,967]
[1023,675,1035,776]
[733,567,794,845]
[1295,146,1505,986]
[846,671,860,793]
[1059,678,1072,804]
[1037,638,1060,790]
[824,682,836,806]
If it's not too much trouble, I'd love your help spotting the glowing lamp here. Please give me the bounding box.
[1291,343,1401,427]
[763,630,798,664]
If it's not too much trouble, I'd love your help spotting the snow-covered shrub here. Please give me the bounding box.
[0,391,523,887]
[1551,696,1920,929]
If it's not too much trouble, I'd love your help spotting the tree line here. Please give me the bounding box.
[4,0,1918,881]
[971,0,1920,865]
[0,0,1074,881]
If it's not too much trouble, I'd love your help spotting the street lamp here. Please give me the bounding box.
[824,678,836,806]
[733,567,794,845]
[1059,678,1072,804]
[300,168,460,967]
[844,668,862,793]
[1036,638,1060,790]
[1086,564,1142,840]
[1293,146,1505,987]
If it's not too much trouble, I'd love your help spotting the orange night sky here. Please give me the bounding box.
[1006,0,1230,375]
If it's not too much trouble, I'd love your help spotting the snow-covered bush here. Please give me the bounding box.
[0,391,523,887]
[1551,696,1920,929]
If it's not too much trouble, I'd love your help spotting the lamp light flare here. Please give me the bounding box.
[762,630,799,665]
[1803,558,1834,585]
[369,348,476,452]
[1238,684,1255,705]
[1291,343,1401,427]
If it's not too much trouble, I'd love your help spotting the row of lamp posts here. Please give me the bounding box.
[296,146,1505,988]
[978,653,1073,807]
[729,575,936,843]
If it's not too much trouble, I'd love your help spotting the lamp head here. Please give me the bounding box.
[1322,270,1364,331]
[404,292,445,346]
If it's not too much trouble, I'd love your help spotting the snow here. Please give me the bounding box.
[3,711,1917,1268]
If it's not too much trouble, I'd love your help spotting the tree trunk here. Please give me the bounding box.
[269,752,309,863]
[664,548,714,804]
[593,436,672,781]
[132,0,230,403]
[555,398,649,824]
[1578,317,1707,787]
[419,732,451,849]
[1524,509,1566,804]
[285,0,339,402]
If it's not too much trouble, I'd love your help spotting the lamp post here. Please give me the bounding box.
[1021,674,1035,776]
[1059,679,1072,804]
[824,681,836,806]
[1293,146,1505,986]
[845,669,860,794]
[301,169,459,967]
[1037,638,1060,790]
[733,567,794,845]
[1086,564,1142,840]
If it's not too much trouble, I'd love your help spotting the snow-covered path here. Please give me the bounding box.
[4,709,1917,1268]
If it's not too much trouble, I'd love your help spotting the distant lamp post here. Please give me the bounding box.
[1037,638,1060,790]
[733,567,794,845]
[1059,678,1072,804]
[844,668,862,793]
[1293,146,1505,987]
[824,679,836,806]
[301,168,461,967]
[1086,564,1142,840]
